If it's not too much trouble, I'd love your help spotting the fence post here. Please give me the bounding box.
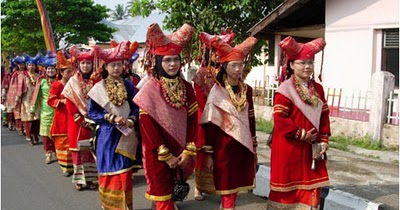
[369,71,395,142]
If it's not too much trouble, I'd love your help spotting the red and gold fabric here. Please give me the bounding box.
[200,83,256,195]
[133,76,198,201]
[48,80,72,173]
[6,70,29,119]
[62,73,100,150]
[98,170,133,210]
[268,77,330,209]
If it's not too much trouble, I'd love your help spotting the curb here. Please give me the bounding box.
[253,164,381,210]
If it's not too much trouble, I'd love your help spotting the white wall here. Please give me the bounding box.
[324,0,399,94]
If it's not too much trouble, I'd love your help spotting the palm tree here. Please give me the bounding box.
[109,4,130,21]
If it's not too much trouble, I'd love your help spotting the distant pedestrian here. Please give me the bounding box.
[31,52,58,163]
[267,36,330,210]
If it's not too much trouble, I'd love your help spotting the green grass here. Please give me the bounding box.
[326,135,398,151]
[256,118,274,134]
[256,119,398,152]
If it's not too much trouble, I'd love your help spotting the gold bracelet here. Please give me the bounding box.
[183,149,196,156]
[126,119,134,128]
[157,145,170,156]
[158,153,173,161]
[200,145,214,153]
[300,128,307,141]
[185,142,197,152]
[73,113,81,122]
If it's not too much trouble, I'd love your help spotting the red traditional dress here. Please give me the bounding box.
[200,83,256,195]
[268,77,330,209]
[133,76,198,202]
[62,71,100,187]
[48,80,73,175]
[192,66,218,194]
[2,70,15,129]
[6,70,29,133]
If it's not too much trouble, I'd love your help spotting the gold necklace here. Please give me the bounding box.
[293,77,319,107]
[159,77,187,109]
[27,72,36,86]
[224,77,247,112]
[105,78,127,106]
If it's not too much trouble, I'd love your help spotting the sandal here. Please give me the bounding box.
[194,188,204,201]
[45,153,52,164]
[74,184,84,191]
[87,182,98,190]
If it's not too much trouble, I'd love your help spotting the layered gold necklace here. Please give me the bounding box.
[293,77,319,107]
[78,72,94,99]
[224,77,247,112]
[105,78,127,106]
[159,77,187,109]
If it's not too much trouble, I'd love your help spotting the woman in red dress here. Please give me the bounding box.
[62,46,100,191]
[48,51,74,176]
[192,31,236,201]
[133,23,197,210]
[200,36,258,210]
[267,36,330,210]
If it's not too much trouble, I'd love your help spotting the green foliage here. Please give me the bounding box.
[110,4,131,20]
[1,0,116,55]
[128,0,284,66]
[256,118,273,134]
[329,135,398,151]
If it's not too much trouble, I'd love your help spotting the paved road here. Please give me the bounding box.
[3,127,398,210]
[1,128,267,210]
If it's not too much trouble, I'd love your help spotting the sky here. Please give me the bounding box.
[93,0,130,10]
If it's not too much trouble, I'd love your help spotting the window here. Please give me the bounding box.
[382,28,399,87]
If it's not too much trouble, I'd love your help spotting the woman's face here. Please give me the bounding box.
[79,60,93,74]
[27,63,36,72]
[290,59,314,81]
[46,66,57,77]
[17,63,26,70]
[106,61,123,79]
[161,55,181,77]
[60,68,73,81]
[225,60,244,81]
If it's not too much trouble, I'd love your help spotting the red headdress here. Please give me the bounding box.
[146,23,195,56]
[210,36,258,64]
[94,41,139,64]
[279,36,326,60]
[279,36,326,82]
[69,45,95,62]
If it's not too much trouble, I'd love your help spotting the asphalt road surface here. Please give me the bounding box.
[1,128,267,210]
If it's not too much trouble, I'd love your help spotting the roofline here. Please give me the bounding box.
[247,0,313,37]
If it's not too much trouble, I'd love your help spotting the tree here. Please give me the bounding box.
[1,0,116,55]
[129,0,284,65]
[109,4,130,21]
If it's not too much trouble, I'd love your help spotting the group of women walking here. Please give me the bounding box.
[1,21,331,210]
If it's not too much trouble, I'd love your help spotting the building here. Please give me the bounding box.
[247,0,399,145]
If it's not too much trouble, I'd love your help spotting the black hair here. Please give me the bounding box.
[285,59,295,80]
[216,63,228,84]
[101,63,108,79]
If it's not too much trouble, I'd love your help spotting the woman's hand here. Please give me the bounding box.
[177,152,192,168]
[303,128,317,144]
[165,156,180,169]
[114,116,127,128]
